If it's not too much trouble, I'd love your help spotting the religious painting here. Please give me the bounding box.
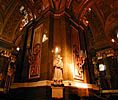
[73,49,84,80]
[71,26,84,80]
[29,24,43,79]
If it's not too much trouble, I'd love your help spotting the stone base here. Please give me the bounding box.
[51,86,64,99]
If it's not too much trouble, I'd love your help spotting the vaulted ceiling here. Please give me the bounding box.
[0,0,118,50]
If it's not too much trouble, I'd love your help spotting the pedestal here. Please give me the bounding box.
[51,86,64,99]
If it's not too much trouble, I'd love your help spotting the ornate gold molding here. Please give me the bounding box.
[96,48,114,59]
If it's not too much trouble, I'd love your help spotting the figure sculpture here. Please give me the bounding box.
[52,54,63,86]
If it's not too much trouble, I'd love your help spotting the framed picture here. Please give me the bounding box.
[29,24,43,79]
[71,26,84,80]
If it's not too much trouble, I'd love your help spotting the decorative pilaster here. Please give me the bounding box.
[92,57,99,86]
[102,54,111,89]
[4,55,16,93]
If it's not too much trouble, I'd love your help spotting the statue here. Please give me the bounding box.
[52,54,63,86]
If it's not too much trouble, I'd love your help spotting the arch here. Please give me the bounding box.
[105,11,118,38]
[0,7,4,23]
[92,4,105,29]
[78,0,104,30]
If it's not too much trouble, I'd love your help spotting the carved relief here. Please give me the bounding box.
[73,45,87,80]
[71,26,87,80]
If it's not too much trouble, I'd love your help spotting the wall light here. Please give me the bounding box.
[42,34,48,43]
[117,31,118,38]
[16,47,20,51]
[88,8,91,11]
[55,47,59,53]
[86,20,89,24]
[111,39,115,43]
[99,64,106,71]
[55,47,61,54]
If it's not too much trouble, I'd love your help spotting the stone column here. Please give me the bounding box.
[103,54,111,89]
[92,57,99,85]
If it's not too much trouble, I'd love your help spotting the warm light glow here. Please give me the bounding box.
[88,8,91,11]
[16,47,20,51]
[19,27,23,31]
[55,47,59,54]
[111,39,115,42]
[52,50,54,53]
[70,63,74,76]
[99,64,106,71]
[75,82,88,88]
[117,31,118,38]
[57,97,62,99]
[86,20,89,24]
[42,34,48,42]
[73,50,87,80]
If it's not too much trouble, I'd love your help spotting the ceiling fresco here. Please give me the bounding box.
[0,0,118,50]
